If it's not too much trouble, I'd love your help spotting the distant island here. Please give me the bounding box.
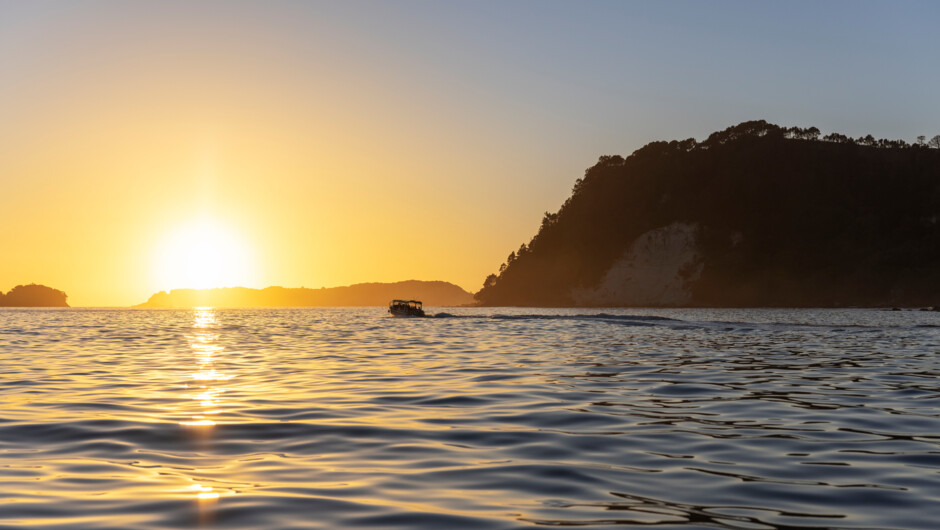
[0,284,69,307]
[137,280,473,308]
[475,120,940,307]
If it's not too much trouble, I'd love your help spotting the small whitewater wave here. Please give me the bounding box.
[430,312,679,325]
[490,312,678,322]
[431,309,940,335]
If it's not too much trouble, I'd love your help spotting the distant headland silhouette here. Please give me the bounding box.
[475,120,940,307]
[137,280,473,308]
[0,284,69,307]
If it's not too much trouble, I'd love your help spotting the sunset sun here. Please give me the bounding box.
[153,218,256,291]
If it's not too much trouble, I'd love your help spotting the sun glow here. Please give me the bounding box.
[154,218,256,290]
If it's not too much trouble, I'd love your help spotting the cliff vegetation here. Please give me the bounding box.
[476,121,940,306]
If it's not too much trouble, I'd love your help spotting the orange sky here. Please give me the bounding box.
[4,2,938,306]
[0,3,585,306]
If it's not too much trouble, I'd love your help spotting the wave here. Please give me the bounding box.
[3,307,940,529]
[431,312,678,325]
[428,310,940,333]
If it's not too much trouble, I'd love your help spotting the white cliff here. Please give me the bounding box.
[571,222,702,306]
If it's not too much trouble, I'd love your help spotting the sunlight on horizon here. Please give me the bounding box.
[153,218,257,291]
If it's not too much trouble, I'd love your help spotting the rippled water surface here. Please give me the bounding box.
[1,307,939,529]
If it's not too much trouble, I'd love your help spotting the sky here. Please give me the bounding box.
[2,1,940,306]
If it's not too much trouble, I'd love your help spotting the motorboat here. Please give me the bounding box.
[388,299,425,317]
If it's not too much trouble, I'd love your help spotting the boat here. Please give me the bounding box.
[388,299,425,317]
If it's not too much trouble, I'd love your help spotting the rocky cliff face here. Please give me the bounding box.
[571,223,701,306]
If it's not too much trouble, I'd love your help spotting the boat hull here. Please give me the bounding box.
[389,309,425,317]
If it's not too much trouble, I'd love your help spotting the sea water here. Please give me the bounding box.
[1,307,938,529]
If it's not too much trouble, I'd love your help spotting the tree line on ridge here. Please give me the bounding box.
[476,120,940,307]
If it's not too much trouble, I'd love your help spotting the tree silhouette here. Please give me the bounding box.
[0,284,69,307]
[475,120,940,307]
[823,132,850,143]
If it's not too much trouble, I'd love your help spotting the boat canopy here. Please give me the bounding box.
[389,299,422,308]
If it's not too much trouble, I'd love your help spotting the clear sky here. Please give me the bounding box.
[3,1,940,306]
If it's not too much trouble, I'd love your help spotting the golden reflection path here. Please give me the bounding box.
[180,307,229,427]
[180,308,231,510]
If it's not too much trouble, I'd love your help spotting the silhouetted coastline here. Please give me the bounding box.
[0,284,69,307]
[137,280,473,308]
[476,120,940,307]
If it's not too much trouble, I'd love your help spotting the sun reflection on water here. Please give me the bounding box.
[181,307,230,428]
[190,484,221,500]
[179,307,235,508]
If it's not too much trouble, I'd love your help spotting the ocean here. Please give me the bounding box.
[1,307,938,529]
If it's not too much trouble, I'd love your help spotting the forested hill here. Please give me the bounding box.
[0,284,69,307]
[137,280,473,308]
[475,121,940,307]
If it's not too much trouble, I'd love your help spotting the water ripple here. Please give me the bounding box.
[0,307,939,528]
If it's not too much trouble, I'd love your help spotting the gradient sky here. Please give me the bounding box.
[3,1,940,306]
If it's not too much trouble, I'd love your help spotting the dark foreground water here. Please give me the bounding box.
[1,307,939,529]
